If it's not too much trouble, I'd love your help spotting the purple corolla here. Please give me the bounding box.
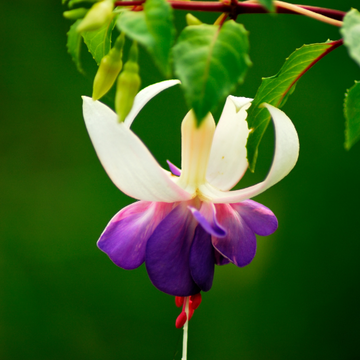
[82,80,299,297]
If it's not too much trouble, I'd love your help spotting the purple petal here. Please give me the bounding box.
[166,160,181,176]
[212,204,257,267]
[98,201,173,270]
[214,249,231,266]
[231,200,278,236]
[146,202,200,296]
[188,202,226,237]
[189,226,215,292]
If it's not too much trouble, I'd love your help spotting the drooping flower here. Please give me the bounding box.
[82,80,299,297]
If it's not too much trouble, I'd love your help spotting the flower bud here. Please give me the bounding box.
[63,8,88,20]
[115,42,141,122]
[77,0,114,33]
[92,33,125,100]
[186,13,203,26]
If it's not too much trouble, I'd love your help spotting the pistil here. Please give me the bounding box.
[174,293,203,360]
[177,111,215,194]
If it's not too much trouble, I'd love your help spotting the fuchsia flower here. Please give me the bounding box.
[82,80,299,297]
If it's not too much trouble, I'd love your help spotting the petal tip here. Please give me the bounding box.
[228,96,253,112]
[82,95,93,103]
[82,96,98,111]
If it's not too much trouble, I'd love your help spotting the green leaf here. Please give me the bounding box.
[246,41,339,171]
[258,0,275,12]
[66,20,84,74]
[81,15,118,65]
[344,81,360,149]
[117,13,151,47]
[340,8,360,67]
[173,20,251,123]
[117,0,175,77]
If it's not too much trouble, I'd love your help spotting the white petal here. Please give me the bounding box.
[82,96,193,202]
[227,96,253,112]
[206,96,252,191]
[124,80,181,128]
[200,104,299,203]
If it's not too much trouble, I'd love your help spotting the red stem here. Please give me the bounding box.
[114,1,345,20]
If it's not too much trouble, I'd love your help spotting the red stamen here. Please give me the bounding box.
[188,307,195,320]
[175,311,187,329]
[174,295,202,328]
[189,293,202,310]
[175,296,184,308]
[182,297,187,312]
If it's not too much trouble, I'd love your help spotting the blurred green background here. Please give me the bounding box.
[1,0,359,359]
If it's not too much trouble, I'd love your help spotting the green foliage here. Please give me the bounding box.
[66,20,84,74]
[246,41,336,171]
[258,0,275,12]
[63,8,88,21]
[344,81,360,149]
[340,8,360,67]
[68,0,97,8]
[82,15,118,65]
[117,0,175,77]
[173,20,251,124]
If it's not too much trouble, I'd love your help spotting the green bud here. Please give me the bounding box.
[68,0,97,8]
[185,13,203,26]
[77,0,113,33]
[92,33,125,100]
[63,8,88,20]
[115,42,141,122]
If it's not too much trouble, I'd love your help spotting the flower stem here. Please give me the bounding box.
[273,1,343,27]
[113,0,345,22]
[182,297,189,360]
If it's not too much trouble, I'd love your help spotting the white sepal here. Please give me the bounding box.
[124,80,180,128]
[82,96,193,202]
[206,96,252,191]
[200,104,299,203]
